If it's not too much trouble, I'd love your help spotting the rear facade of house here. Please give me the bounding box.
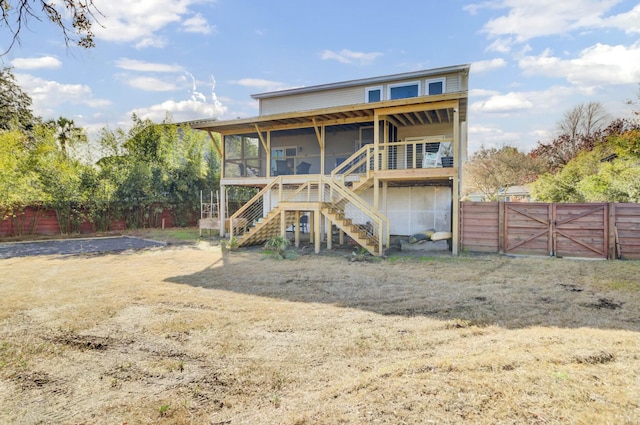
[192,64,470,255]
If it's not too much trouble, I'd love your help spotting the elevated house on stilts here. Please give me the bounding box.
[191,64,470,256]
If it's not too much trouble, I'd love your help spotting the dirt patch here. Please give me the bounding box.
[0,243,639,424]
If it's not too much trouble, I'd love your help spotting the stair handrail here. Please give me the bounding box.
[320,175,390,254]
[281,180,319,203]
[330,143,374,182]
[229,176,282,239]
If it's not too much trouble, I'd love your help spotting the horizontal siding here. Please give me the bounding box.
[261,73,463,116]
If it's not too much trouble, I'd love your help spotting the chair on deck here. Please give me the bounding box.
[275,160,292,175]
[296,161,311,174]
[299,215,309,233]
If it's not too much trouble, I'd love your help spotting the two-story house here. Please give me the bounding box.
[191,64,469,255]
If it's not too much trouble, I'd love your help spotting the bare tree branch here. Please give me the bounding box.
[1,0,102,55]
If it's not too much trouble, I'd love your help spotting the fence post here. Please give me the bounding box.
[608,203,616,259]
[498,201,505,254]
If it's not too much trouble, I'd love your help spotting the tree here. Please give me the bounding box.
[463,145,541,201]
[531,102,609,171]
[44,116,88,157]
[0,67,36,131]
[1,0,101,55]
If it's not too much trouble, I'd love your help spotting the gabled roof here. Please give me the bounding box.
[251,64,470,100]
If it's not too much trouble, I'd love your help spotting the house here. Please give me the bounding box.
[191,64,470,255]
[466,185,532,202]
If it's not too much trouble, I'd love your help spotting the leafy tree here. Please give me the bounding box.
[577,158,640,203]
[0,67,36,131]
[1,0,101,55]
[531,133,640,203]
[463,145,541,201]
[0,130,41,218]
[46,116,88,157]
[531,102,609,171]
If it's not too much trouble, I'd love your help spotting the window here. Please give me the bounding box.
[365,86,382,103]
[271,146,297,175]
[388,81,420,100]
[224,135,262,177]
[425,78,446,95]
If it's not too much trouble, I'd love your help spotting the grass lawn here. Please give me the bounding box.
[0,236,638,424]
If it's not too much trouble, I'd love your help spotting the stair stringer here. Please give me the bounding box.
[236,207,297,247]
[321,205,378,256]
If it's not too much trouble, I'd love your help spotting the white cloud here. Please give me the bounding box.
[135,37,169,49]
[469,0,635,51]
[182,12,215,34]
[129,98,226,123]
[230,78,292,92]
[320,49,383,65]
[471,58,507,73]
[92,0,215,46]
[471,92,533,113]
[598,3,640,34]
[467,124,525,153]
[10,56,62,70]
[128,77,177,91]
[469,88,501,97]
[519,42,640,86]
[115,58,184,73]
[471,85,589,115]
[129,73,226,123]
[14,73,111,118]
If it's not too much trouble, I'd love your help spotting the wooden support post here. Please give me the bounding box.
[326,219,332,250]
[294,210,300,248]
[309,211,315,243]
[498,201,505,254]
[373,177,380,210]
[608,202,616,259]
[219,185,226,237]
[451,104,460,256]
[314,210,321,254]
[280,209,286,239]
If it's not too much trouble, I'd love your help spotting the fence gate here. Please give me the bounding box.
[553,203,608,258]
[504,203,608,259]
[504,203,552,256]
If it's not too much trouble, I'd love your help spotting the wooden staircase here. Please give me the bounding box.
[349,174,374,193]
[234,208,297,246]
[321,205,378,254]
[228,148,390,255]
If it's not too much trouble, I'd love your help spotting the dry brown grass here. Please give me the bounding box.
[1,240,639,424]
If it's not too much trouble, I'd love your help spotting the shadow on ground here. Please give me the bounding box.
[165,249,640,332]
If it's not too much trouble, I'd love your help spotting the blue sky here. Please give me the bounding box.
[2,0,640,154]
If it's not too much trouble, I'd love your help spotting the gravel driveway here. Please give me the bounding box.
[0,236,166,259]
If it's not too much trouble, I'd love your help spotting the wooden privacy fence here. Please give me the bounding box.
[460,202,640,260]
[0,206,197,237]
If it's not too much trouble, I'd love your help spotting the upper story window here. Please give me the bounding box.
[388,81,420,100]
[425,78,446,95]
[365,86,382,103]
